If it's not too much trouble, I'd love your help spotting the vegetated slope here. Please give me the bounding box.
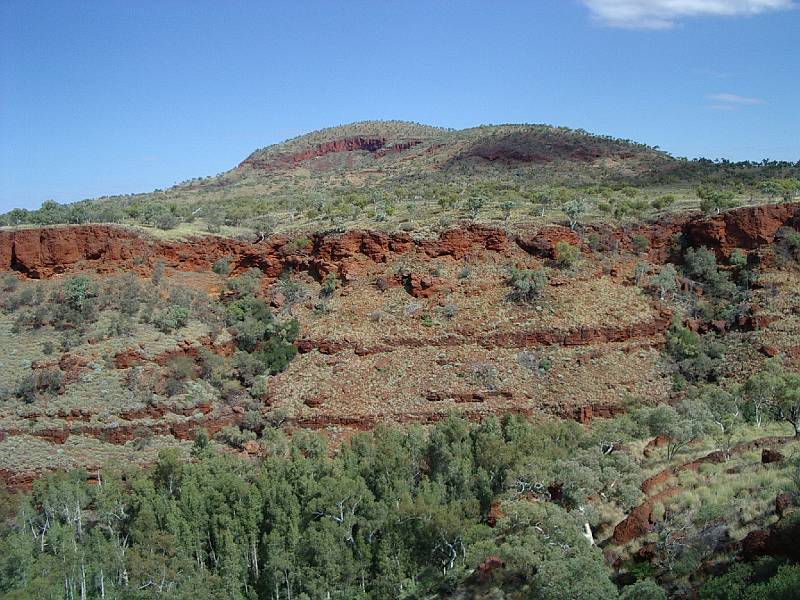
[1,201,799,489]
[4,120,798,240]
[179,121,676,198]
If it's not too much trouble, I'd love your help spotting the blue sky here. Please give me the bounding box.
[1,0,798,211]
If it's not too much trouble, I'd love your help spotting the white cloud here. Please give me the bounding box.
[707,93,766,104]
[583,0,794,29]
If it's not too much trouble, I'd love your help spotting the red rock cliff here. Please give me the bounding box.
[1,202,798,279]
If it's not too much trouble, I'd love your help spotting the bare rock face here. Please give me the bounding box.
[739,518,800,562]
[516,225,581,259]
[473,556,505,583]
[684,202,800,255]
[0,226,143,277]
[612,487,682,545]
[762,448,785,464]
[241,137,423,170]
[486,500,504,527]
[775,492,796,518]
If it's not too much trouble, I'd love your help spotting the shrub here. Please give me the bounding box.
[212,257,232,276]
[154,212,179,230]
[105,313,135,337]
[319,273,337,299]
[15,369,63,403]
[163,377,185,397]
[562,198,586,230]
[151,260,165,285]
[683,247,736,299]
[214,425,256,450]
[168,356,196,381]
[64,275,97,311]
[153,305,189,333]
[276,277,309,313]
[652,194,676,210]
[471,362,499,390]
[225,295,299,382]
[632,234,650,253]
[283,236,312,254]
[439,303,458,320]
[697,186,738,214]
[506,267,547,303]
[205,211,223,233]
[2,287,34,312]
[465,195,484,220]
[554,241,580,269]
[651,264,678,300]
[774,227,800,265]
[634,260,651,286]
[225,268,261,299]
[1,274,17,293]
[666,323,725,384]
[110,273,143,316]
[198,348,226,388]
[516,350,551,374]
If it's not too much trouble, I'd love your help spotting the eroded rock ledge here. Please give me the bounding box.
[1,202,798,280]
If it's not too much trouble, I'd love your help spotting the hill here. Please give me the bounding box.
[4,120,798,239]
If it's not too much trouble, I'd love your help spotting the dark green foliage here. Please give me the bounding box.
[620,579,667,600]
[465,194,485,219]
[48,275,98,328]
[154,210,179,230]
[224,268,261,299]
[1,287,34,312]
[506,267,547,304]
[762,178,800,201]
[224,284,299,382]
[0,416,649,600]
[700,559,800,600]
[742,359,800,436]
[729,249,755,288]
[665,323,725,385]
[319,272,337,299]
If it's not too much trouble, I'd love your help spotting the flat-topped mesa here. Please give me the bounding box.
[1,202,798,279]
[240,136,424,170]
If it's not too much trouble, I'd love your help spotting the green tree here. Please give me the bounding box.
[563,198,587,230]
[697,185,737,214]
[651,264,678,300]
[640,402,712,461]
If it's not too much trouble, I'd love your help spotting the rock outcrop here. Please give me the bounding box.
[2,203,798,280]
[240,136,423,170]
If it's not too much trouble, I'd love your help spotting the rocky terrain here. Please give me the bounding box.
[1,200,799,491]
